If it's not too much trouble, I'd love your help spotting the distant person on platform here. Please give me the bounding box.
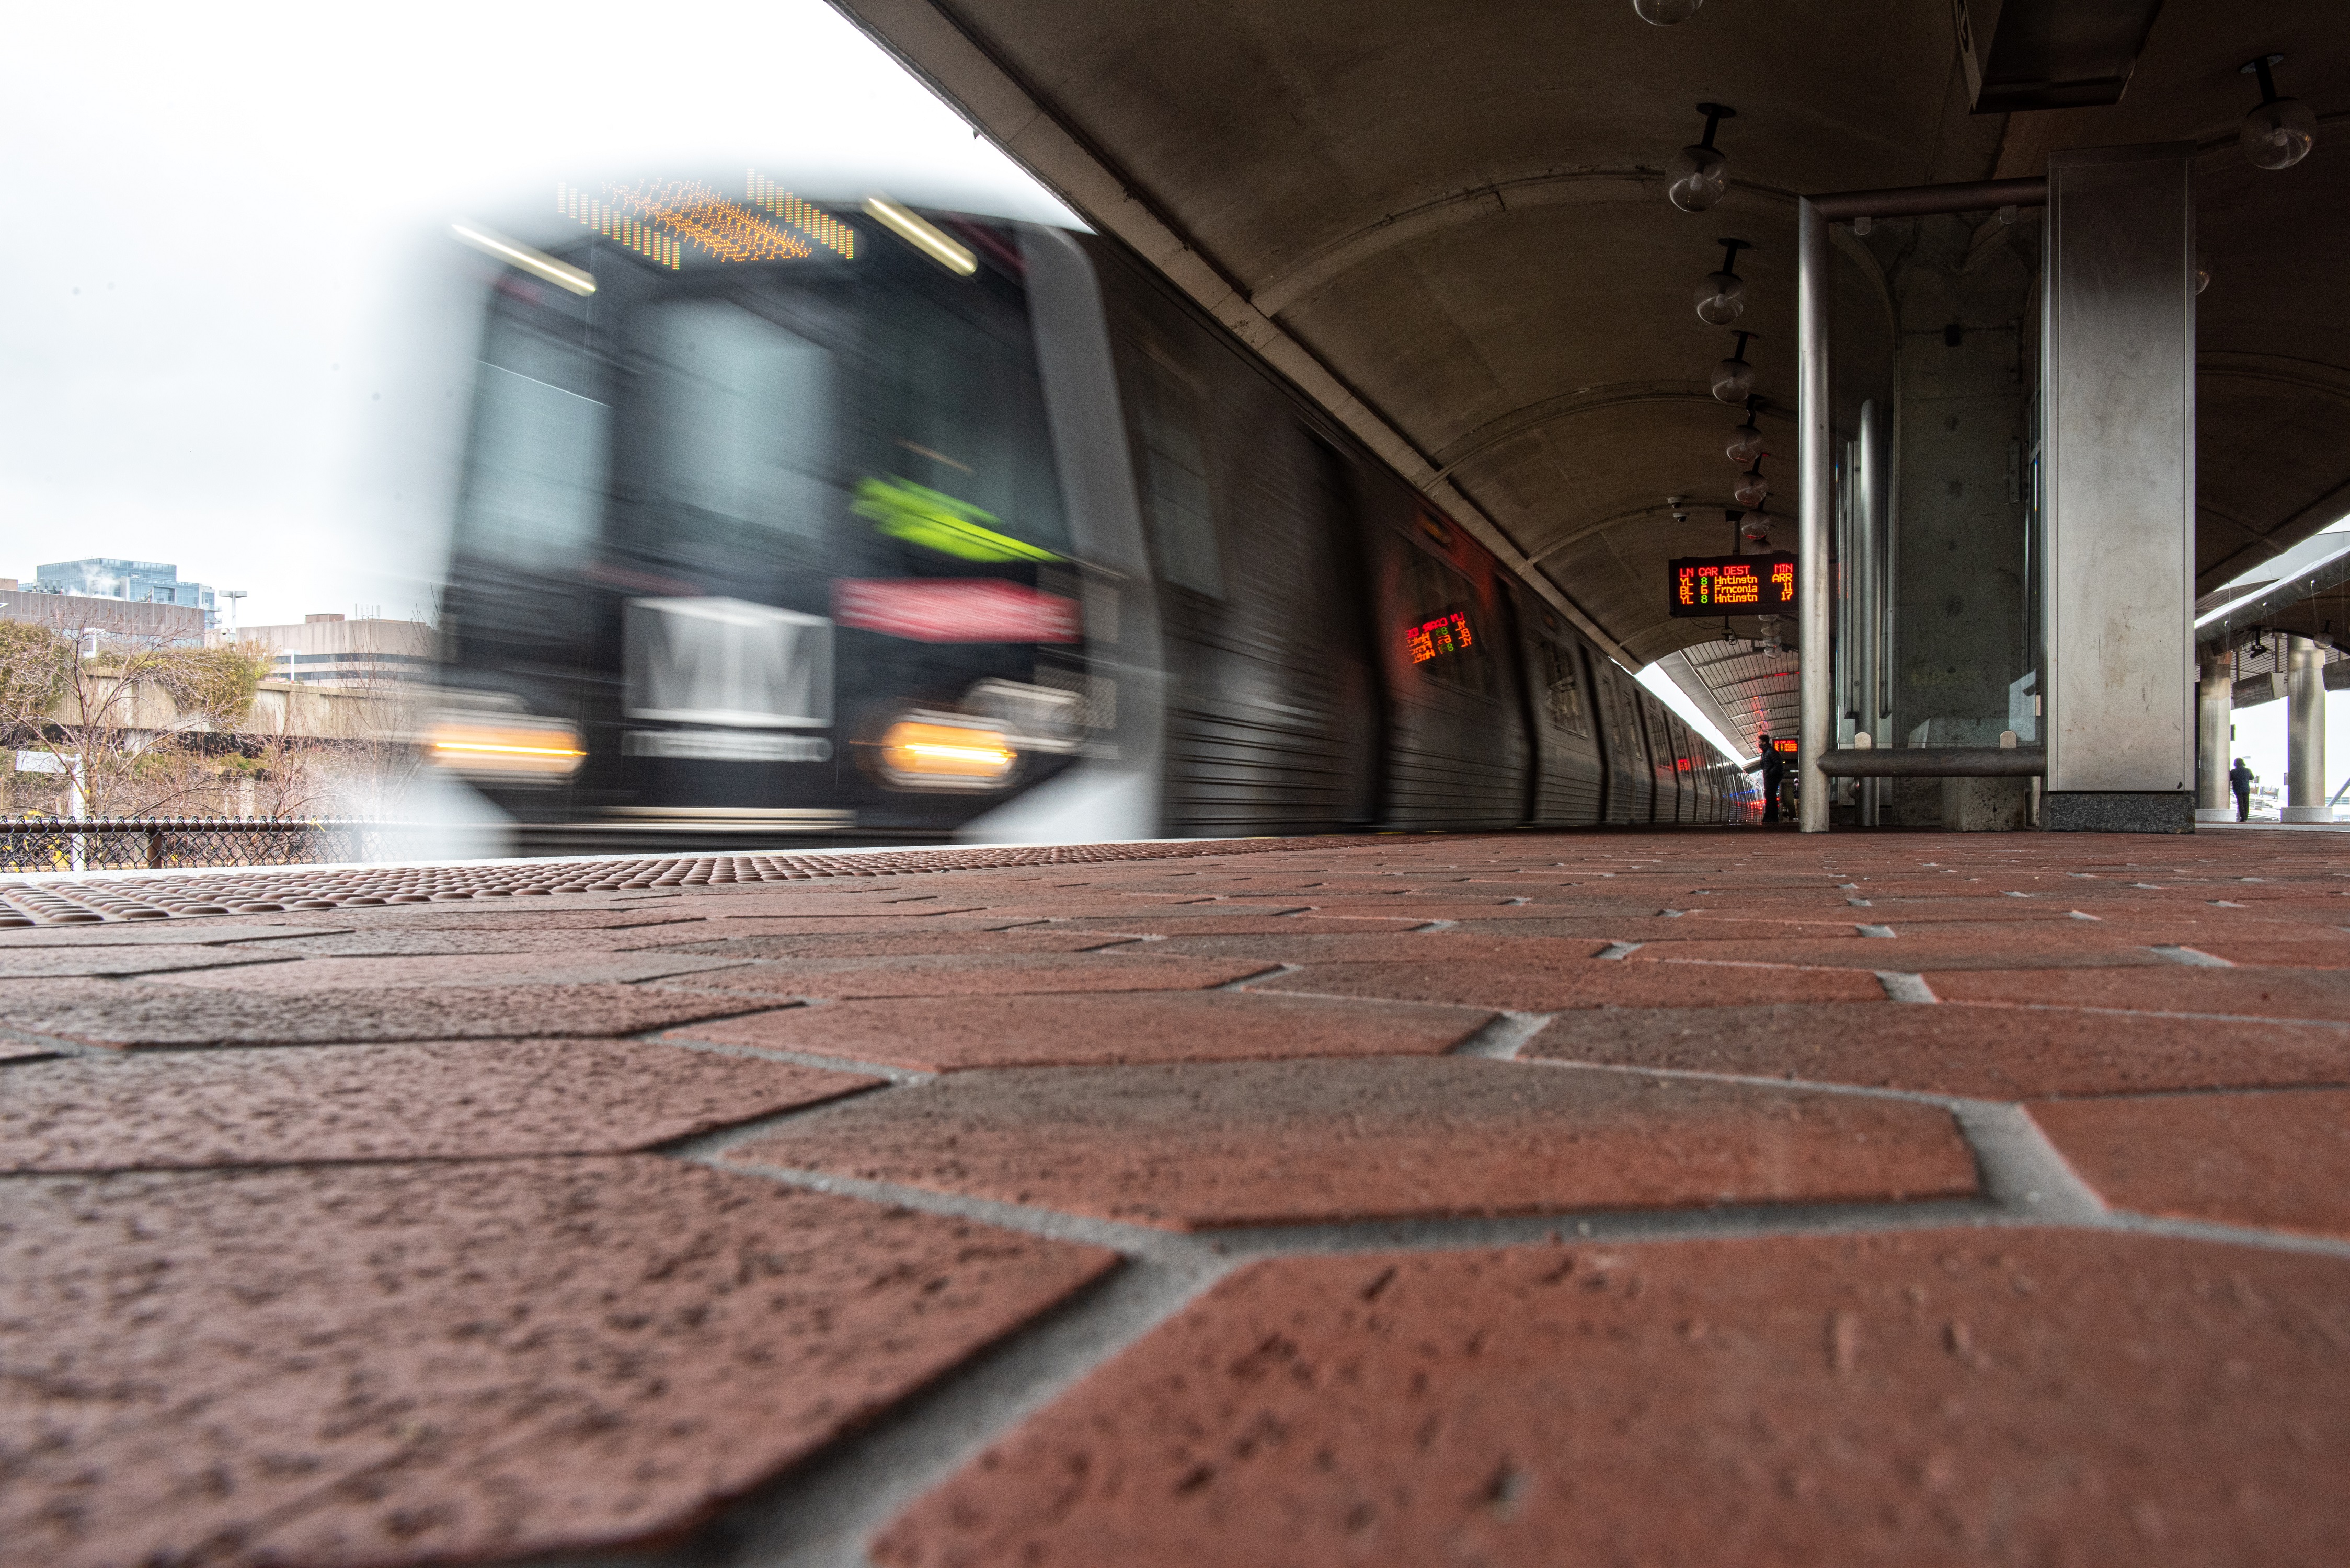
[2230,756,2255,822]
[1748,731,1785,823]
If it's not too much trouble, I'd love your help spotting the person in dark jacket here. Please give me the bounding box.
[2230,757,2255,822]
[1750,730,1785,823]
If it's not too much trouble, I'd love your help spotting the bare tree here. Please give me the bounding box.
[3,604,270,817]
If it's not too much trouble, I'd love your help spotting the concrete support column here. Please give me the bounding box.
[2283,636,2330,822]
[2194,650,2232,822]
[2040,143,2198,833]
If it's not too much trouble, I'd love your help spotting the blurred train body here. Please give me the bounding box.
[434,181,1753,846]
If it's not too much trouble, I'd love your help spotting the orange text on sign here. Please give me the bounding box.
[1405,611,1474,664]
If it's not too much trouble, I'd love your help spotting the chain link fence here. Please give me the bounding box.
[0,819,431,873]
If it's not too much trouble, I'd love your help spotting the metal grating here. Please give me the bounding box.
[0,835,1394,927]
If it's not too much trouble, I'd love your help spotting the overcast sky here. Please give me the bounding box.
[0,1,1070,631]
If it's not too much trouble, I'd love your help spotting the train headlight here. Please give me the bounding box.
[878,718,1016,789]
[426,715,586,778]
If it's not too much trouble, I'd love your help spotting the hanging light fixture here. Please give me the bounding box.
[1694,237,1752,325]
[1711,330,1757,402]
[2239,55,2315,170]
[1741,503,1772,544]
[1726,397,1766,463]
[1632,0,1703,21]
[1734,456,1769,508]
[1667,103,1737,213]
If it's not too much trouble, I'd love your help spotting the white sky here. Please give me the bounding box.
[2227,691,2350,815]
[0,1,1069,631]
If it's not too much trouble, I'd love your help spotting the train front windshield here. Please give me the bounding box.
[440,189,1093,839]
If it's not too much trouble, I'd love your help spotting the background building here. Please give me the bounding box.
[0,587,204,647]
[236,613,435,687]
[35,559,219,628]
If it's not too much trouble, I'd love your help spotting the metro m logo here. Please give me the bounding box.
[624,598,833,729]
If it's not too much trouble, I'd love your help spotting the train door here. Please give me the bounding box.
[1111,308,1384,835]
[1309,437,1386,827]
[1596,662,1647,823]
[1518,599,1604,825]
[1373,513,1530,828]
[1635,692,1675,822]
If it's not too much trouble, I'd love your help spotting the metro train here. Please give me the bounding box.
[429,177,1753,847]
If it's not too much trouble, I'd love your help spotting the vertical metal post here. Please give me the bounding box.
[1797,198,1833,832]
[2283,635,2329,821]
[2194,649,2231,821]
[1855,399,1884,824]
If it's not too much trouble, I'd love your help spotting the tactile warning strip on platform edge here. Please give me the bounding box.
[0,837,1392,926]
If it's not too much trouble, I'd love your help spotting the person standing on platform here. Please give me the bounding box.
[2230,756,2255,823]
[1748,730,1785,823]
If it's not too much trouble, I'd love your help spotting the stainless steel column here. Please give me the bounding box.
[1797,197,1832,832]
[1856,399,1886,824]
[2040,144,2198,833]
[2194,649,2232,822]
[2283,635,2329,822]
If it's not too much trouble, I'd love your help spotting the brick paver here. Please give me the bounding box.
[645,952,1279,999]
[0,944,304,978]
[1267,957,1887,1009]
[874,1231,2350,1566]
[4,826,2349,1564]
[1524,1001,2350,1098]
[1,1039,877,1170]
[0,1160,1111,1567]
[2029,1088,2350,1238]
[0,979,773,1047]
[673,990,1496,1070]
[725,1058,1978,1227]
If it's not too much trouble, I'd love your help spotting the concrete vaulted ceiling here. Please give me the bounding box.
[832,0,2350,689]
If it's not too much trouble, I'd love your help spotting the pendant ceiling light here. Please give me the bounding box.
[1741,504,1772,544]
[1694,237,1752,325]
[1733,457,1769,509]
[1726,398,1766,463]
[1711,330,1758,402]
[2240,55,2314,170]
[1631,0,1703,22]
[1667,103,1737,213]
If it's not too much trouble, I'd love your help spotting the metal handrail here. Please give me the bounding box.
[1814,746,2045,778]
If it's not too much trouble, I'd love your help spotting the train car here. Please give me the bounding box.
[428,176,1747,846]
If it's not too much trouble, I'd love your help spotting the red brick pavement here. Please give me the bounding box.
[4,827,2349,1567]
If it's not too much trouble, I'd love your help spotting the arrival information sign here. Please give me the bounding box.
[1669,552,1798,617]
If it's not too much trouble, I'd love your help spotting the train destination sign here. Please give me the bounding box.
[1669,552,1797,617]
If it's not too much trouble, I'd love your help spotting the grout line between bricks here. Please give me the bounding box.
[650,1034,937,1085]
[1216,962,1300,990]
[1876,971,1938,1002]
[515,1254,1226,1568]
[1449,1009,1552,1060]
[1945,1100,2107,1223]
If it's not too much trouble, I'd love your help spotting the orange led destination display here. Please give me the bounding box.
[1405,609,1475,664]
[1669,552,1798,618]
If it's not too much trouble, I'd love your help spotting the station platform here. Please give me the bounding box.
[5,826,2349,1566]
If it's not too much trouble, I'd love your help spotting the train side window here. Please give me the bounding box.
[647,299,835,541]
[454,362,610,569]
[1134,364,1223,597]
[1541,641,1588,736]
[1400,550,1493,697]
